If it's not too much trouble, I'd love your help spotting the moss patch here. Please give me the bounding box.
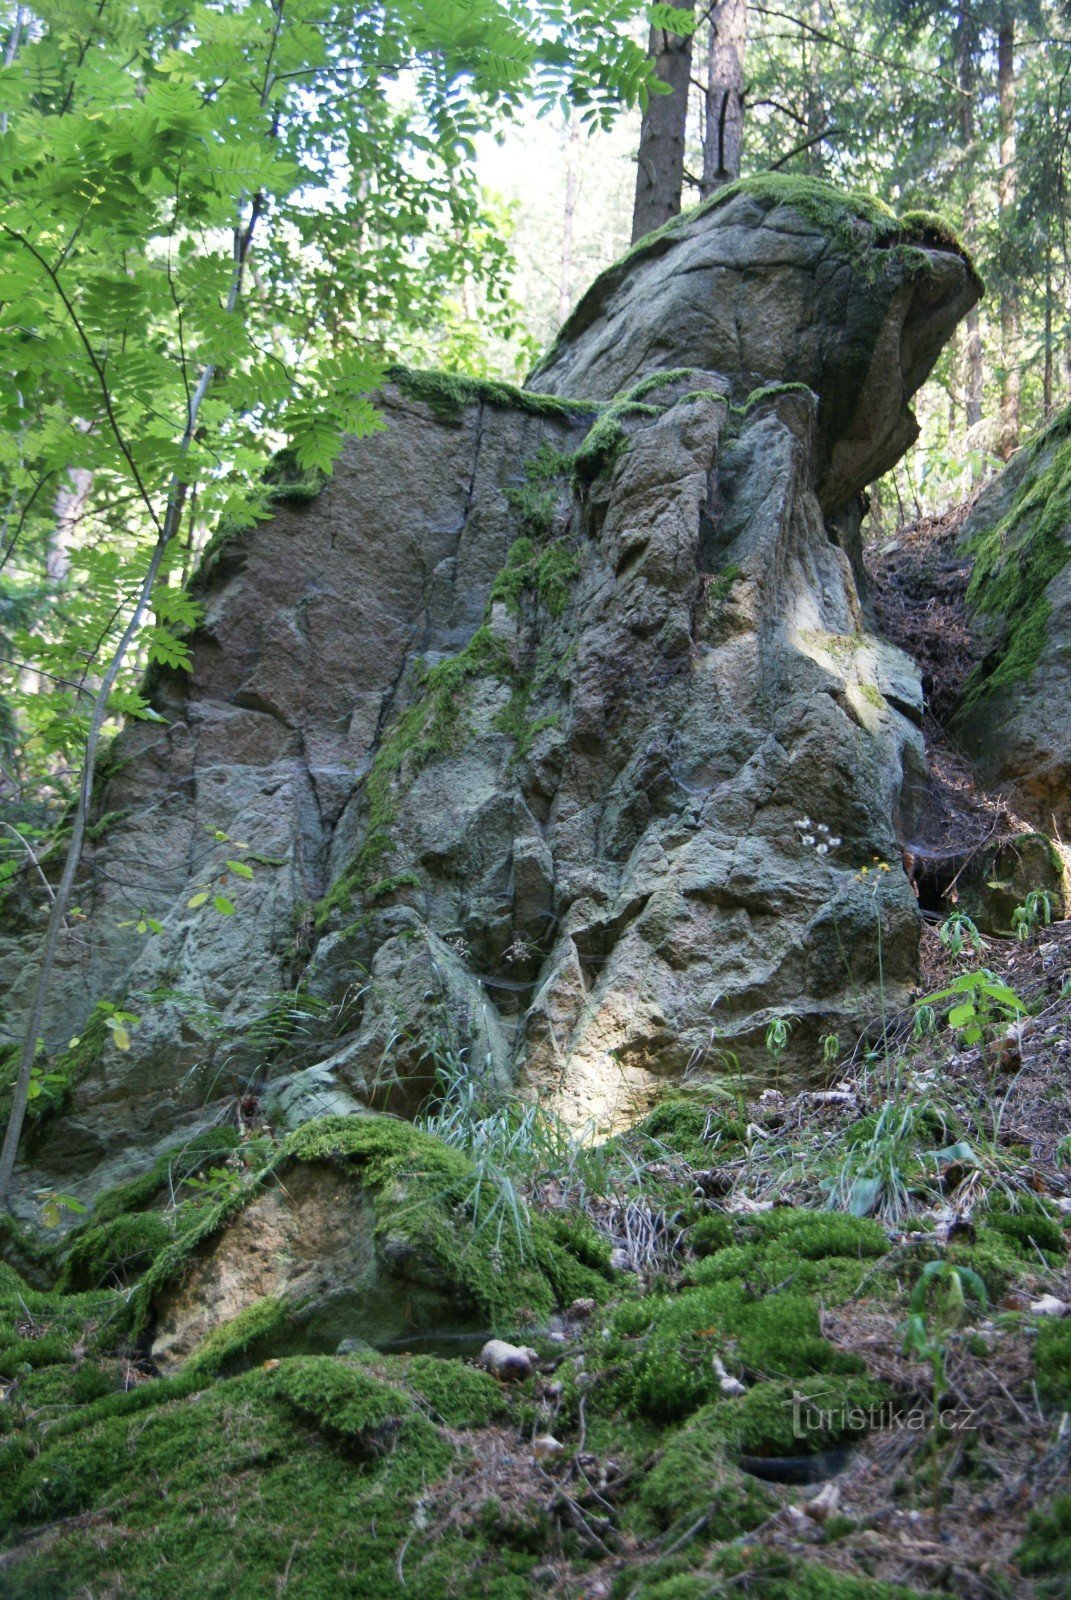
[388,363,600,425]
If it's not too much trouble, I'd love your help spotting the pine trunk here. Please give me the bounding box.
[699,0,747,197]
[559,112,580,327]
[631,0,695,244]
[997,14,1019,458]
[956,0,984,428]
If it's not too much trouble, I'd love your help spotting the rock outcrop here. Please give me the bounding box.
[952,403,1071,831]
[0,176,981,1214]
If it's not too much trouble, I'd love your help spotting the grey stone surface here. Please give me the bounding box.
[0,187,982,1209]
[529,187,981,514]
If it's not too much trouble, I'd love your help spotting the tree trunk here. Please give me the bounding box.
[559,110,580,326]
[804,0,825,176]
[631,0,695,244]
[997,13,1019,458]
[956,0,984,429]
[700,0,747,197]
[1043,246,1054,415]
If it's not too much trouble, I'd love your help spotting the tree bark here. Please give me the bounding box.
[997,12,1019,458]
[700,0,747,197]
[631,0,695,244]
[956,0,984,428]
[559,110,580,326]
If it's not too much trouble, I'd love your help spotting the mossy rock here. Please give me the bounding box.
[686,1208,890,1305]
[136,1115,612,1368]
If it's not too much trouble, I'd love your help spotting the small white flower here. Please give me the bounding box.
[801,834,816,847]
[828,836,842,849]
[816,842,829,855]
[816,823,829,836]
[795,816,813,830]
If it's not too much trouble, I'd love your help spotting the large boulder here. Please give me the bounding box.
[0,179,980,1210]
[137,1116,610,1368]
[529,174,981,515]
[952,404,1071,833]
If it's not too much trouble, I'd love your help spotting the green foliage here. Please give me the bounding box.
[936,911,986,959]
[919,969,1026,1049]
[1012,887,1054,944]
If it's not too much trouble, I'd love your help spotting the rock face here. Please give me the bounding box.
[0,177,981,1212]
[952,404,1071,832]
[530,177,982,515]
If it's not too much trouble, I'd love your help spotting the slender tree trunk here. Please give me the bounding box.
[559,110,580,326]
[997,13,1019,458]
[956,0,984,429]
[631,0,695,244]
[805,0,826,176]
[1044,247,1054,415]
[48,465,93,584]
[699,0,747,197]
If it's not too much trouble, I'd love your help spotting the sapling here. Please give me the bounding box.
[937,911,987,960]
[901,1260,987,1529]
[1011,888,1053,945]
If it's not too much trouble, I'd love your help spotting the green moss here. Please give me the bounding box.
[388,363,600,425]
[716,1375,889,1458]
[570,369,695,484]
[0,1358,535,1600]
[58,1210,174,1291]
[685,1208,889,1301]
[896,208,965,255]
[315,623,514,924]
[268,1355,414,1454]
[502,442,577,540]
[957,406,1071,714]
[738,380,815,416]
[634,1408,777,1537]
[185,1295,292,1377]
[1035,1318,1071,1406]
[985,1201,1066,1258]
[403,1355,508,1428]
[490,536,580,618]
[1018,1496,1071,1592]
[90,1125,241,1224]
[365,870,421,902]
[603,1277,866,1423]
[706,562,742,603]
[689,1215,734,1256]
[193,446,330,591]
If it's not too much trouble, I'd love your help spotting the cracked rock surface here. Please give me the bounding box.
[0,184,982,1210]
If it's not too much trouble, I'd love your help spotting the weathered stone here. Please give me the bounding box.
[952,405,1071,834]
[0,178,980,1208]
[529,177,981,514]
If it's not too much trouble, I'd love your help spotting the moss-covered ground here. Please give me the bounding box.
[1,1043,1068,1600]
